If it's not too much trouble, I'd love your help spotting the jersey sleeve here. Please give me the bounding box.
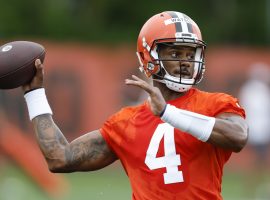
[99,106,137,157]
[99,119,117,155]
[211,93,246,118]
[100,111,124,157]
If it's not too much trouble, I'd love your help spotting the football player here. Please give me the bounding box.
[23,11,248,199]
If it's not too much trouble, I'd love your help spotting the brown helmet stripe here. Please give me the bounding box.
[187,23,193,33]
[166,11,183,33]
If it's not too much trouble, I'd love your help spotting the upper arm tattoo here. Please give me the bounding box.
[65,131,116,170]
[34,115,116,171]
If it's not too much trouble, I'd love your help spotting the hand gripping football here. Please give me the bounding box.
[0,41,45,89]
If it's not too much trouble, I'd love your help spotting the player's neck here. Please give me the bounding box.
[153,81,188,102]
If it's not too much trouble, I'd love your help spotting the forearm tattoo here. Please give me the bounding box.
[34,114,114,170]
[34,114,68,158]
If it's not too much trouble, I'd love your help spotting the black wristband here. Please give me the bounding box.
[159,104,167,117]
[24,87,44,95]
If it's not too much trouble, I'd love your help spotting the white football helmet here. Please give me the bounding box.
[136,11,206,92]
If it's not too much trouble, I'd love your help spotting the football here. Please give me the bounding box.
[0,41,45,89]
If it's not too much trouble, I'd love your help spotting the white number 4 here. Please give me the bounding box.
[145,123,184,184]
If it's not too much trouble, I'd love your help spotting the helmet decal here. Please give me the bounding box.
[165,11,194,34]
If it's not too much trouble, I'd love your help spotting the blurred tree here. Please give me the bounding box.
[0,0,268,46]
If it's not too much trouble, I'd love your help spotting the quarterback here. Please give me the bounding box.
[23,11,248,199]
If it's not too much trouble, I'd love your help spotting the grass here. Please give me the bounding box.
[0,162,131,200]
[0,162,269,200]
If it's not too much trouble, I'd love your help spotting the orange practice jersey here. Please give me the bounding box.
[100,88,245,200]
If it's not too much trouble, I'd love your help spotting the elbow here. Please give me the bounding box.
[232,127,249,153]
[49,165,71,173]
[232,140,246,153]
[49,167,59,173]
[48,165,62,173]
[47,159,70,173]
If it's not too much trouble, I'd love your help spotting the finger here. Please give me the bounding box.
[125,75,141,83]
[125,78,154,94]
[130,75,151,86]
[22,84,30,92]
[125,78,142,85]
[131,75,142,81]
[147,96,152,104]
[35,59,44,78]
[125,74,142,84]
[35,59,41,68]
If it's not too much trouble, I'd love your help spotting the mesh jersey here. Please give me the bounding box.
[100,88,245,200]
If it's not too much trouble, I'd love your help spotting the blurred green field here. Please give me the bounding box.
[0,161,269,200]
[0,162,131,200]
